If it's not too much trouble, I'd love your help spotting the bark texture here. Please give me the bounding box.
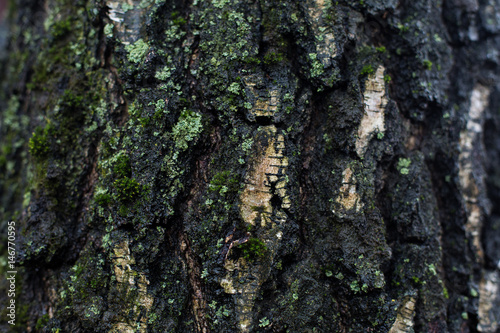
[1,0,500,332]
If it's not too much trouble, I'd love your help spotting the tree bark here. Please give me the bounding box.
[1,0,500,332]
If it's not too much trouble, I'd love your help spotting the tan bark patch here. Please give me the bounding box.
[458,84,490,261]
[335,167,363,212]
[457,84,498,332]
[478,270,500,332]
[307,0,338,65]
[388,296,417,333]
[222,125,289,332]
[242,74,280,119]
[107,0,151,44]
[356,65,387,157]
[239,126,289,227]
[110,240,153,333]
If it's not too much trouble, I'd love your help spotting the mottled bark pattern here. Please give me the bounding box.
[1,0,500,332]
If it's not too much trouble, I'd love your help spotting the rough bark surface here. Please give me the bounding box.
[1,0,500,332]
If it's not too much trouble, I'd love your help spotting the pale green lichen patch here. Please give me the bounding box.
[308,53,324,78]
[125,38,149,63]
[155,64,175,81]
[397,158,411,175]
[171,110,203,151]
[228,82,241,95]
[104,23,114,37]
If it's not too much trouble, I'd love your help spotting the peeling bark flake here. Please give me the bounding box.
[356,65,387,157]
[110,240,153,333]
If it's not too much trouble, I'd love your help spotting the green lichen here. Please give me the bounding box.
[154,99,166,111]
[350,280,361,293]
[443,287,449,299]
[172,110,203,150]
[104,23,114,37]
[60,251,109,324]
[259,317,270,327]
[309,53,324,78]
[397,22,410,33]
[423,59,433,70]
[155,65,175,81]
[121,2,134,11]
[397,158,411,175]
[227,82,241,95]
[125,39,149,64]
[151,99,168,119]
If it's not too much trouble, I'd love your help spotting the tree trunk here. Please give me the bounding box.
[1,0,500,332]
